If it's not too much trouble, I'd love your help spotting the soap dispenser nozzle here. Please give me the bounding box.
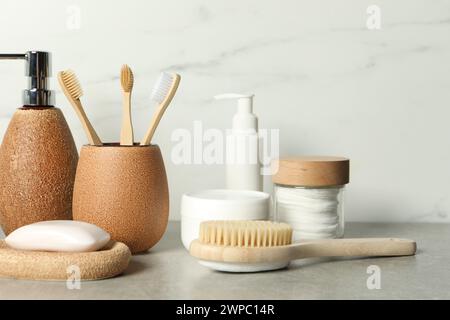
[0,51,54,106]
[214,93,257,131]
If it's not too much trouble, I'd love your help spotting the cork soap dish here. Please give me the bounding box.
[0,240,131,281]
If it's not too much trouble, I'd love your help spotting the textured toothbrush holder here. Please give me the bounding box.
[72,143,169,254]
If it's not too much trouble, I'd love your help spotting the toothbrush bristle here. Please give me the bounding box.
[199,220,293,248]
[151,72,176,104]
[120,64,134,92]
[60,70,83,99]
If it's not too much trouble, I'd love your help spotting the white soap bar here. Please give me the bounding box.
[5,220,111,252]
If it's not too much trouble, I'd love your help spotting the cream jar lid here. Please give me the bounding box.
[271,156,350,187]
[181,189,270,220]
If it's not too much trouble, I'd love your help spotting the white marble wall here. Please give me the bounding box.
[0,0,449,222]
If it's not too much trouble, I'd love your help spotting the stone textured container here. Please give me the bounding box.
[0,108,78,235]
[72,144,169,254]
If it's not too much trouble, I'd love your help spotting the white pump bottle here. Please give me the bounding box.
[214,93,262,191]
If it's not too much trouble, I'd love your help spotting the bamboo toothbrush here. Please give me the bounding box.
[140,72,181,145]
[120,65,134,146]
[58,70,102,146]
[189,220,417,273]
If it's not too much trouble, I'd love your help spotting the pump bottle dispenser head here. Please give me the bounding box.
[0,51,54,106]
[214,93,257,131]
[214,93,254,112]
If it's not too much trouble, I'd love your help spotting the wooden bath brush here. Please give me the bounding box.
[189,220,417,273]
[0,240,131,281]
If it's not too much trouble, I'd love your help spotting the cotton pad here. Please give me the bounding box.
[5,220,110,252]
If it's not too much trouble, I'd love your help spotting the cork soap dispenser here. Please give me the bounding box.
[0,51,78,235]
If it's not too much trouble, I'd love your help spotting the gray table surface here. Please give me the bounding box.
[0,222,448,299]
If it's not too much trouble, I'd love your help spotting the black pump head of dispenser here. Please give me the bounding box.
[0,51,54,106]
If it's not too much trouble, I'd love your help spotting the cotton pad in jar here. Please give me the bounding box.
[272,156,350,241]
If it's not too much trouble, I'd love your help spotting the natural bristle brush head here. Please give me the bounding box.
[151,72,178,103]
[58,70,83,100]
[190,220,294,273]
[120,64,134,93]
[199,221,293,247]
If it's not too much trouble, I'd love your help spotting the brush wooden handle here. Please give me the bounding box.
[290,238,416,260]
[120,92,134,145]
[140,74,180,145]
[69,99,102,146]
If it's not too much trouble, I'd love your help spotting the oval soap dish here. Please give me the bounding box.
[0,240,131,281]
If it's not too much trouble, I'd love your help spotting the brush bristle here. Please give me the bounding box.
[59,70,83,99]
[199,221,293,247]
[121,64,134,92]
[151,72,176,103]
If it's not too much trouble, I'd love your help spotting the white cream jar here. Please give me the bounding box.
[181,189,270,250]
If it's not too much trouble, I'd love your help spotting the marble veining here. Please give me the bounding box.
[0,0,449,222]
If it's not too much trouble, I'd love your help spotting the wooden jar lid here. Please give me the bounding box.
[271,156,350,187]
